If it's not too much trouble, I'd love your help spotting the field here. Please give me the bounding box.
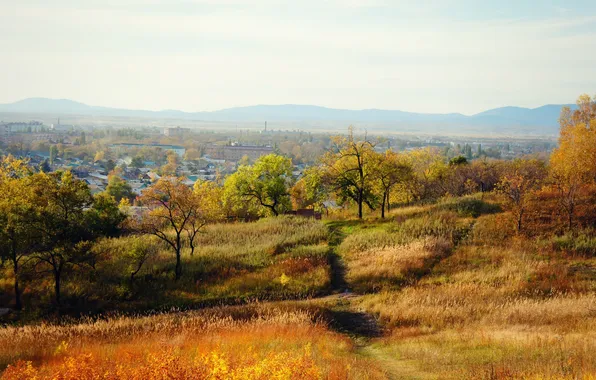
[1,194,595,379]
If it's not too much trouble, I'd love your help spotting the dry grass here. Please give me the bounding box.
[344,238,452,292]
[369,326,596,379]
[0,306,386,379]
[355,230,596,379]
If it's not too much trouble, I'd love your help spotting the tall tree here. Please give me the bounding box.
[0,156,35,310]
[30,171,96,306]
[373,151,413,218]
[321,128,378,219]
[140,177,195,280]
[49,145,58,165]
[550,94,596,228]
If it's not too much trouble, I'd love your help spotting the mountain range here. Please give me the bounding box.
[0,98,574,135]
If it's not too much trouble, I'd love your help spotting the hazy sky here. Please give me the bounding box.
[1,0,596,114]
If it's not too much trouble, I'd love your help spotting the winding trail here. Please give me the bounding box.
[320,219,476,379]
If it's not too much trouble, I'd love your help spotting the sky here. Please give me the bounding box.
[1,0,596,115]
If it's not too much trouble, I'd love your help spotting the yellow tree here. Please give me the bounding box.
[550,94,596,228]
[140,177,195,280]
[321,127,378,219]
[404,147,449,201]
[0,156,35,310]
[373,151,413,218]
[185,180,224,256]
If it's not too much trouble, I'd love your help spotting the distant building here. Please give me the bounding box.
[163,127,190,137]
[204,145,274,161]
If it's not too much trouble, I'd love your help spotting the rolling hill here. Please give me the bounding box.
[0,98,575,135]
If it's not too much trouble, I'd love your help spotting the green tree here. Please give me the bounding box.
[30,171,97,306]
[224,154,293,216]
[131,156,144,168]
[106,175,134,203]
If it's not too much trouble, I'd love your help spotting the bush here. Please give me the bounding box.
[437,196,501,218]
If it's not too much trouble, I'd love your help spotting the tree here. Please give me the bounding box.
[139,177,195,280]
[0,156,35,310]
[123,236,158,283]
[161,152,179,176]
[94,151,105,162]
[290,166,327,211]
[405,147,449,201]
[186,180,224,256]
[550,95,596,228]
[38,159,51,173]
[496,158,547,232]
[30,171,97,306]
[131,156,144,168]
[106,175,134,203]
[321,128,378,219]
[373,151,413,218]
[224,154,293,217]
[49,145,58,165]
[105,159,116,172]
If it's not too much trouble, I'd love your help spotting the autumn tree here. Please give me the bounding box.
[373,151,413,218]
[224,154,293,217]
[186,180,224,256]
[30,171,121,306]
[290,166,327,212]
[496,158,547,232]
[404,147,449,202]
[123,236,159,284]
[550,94,596,228]
[140,177,195,280]
[321,128,378,219]
[0,156,35,310]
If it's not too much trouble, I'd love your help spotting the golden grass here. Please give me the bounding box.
[0,306,386,379]
[370,326,596,379]
[344,238,452,292]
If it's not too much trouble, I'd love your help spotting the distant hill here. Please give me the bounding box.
[0,98,575,135]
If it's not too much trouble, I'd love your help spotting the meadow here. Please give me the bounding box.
[1,194,595,379]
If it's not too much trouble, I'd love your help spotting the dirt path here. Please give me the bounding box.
[321,220,476,379]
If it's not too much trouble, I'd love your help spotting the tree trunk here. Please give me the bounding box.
[517,210,523,233]
[54,270,61,306]
[13,263,22,311]
[175,234,182,281]
[358,189,363,219]
[381,192,386,219]
[11,241,22,311]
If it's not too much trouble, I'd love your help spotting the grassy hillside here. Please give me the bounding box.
[1,194,595,379]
